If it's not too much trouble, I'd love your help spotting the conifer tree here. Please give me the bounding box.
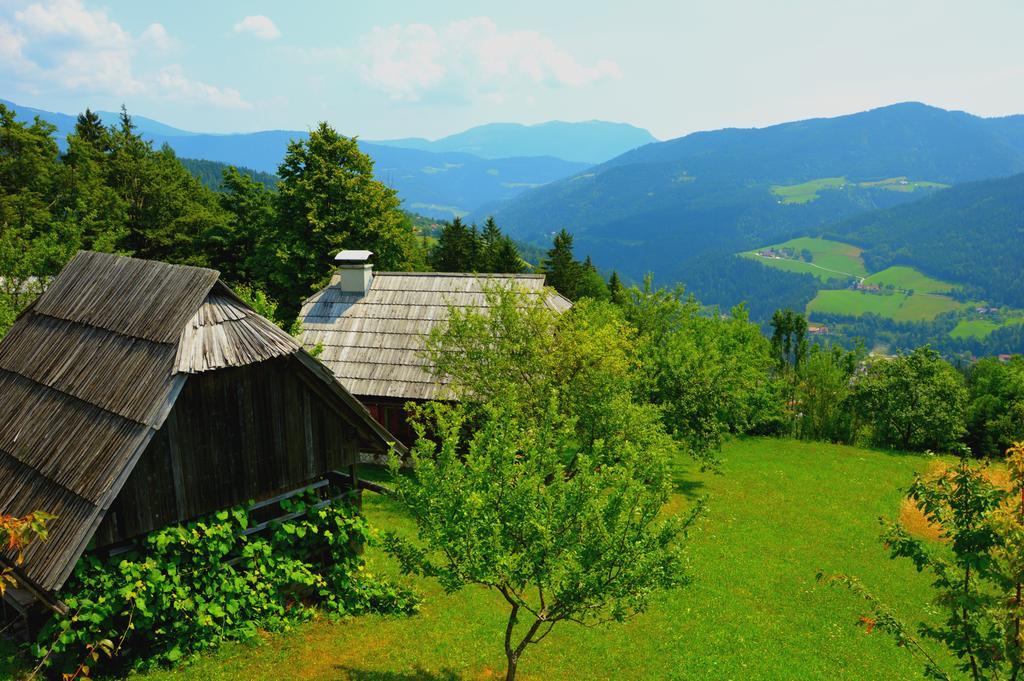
[608,270,628,305]
[542,229,581,299]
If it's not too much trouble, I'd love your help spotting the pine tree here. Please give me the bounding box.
[74,108,108,149]
[608,270,628,305]
[429,217,477,271]
[542,229,581,300]
[576,255,610,300]
[491,236,525,273]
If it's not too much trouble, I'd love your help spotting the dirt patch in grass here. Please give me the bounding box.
[900,461,1013,542]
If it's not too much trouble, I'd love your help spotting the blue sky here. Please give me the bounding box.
[1,0,1023,140]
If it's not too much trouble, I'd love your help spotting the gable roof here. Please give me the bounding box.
[299,272,572,401]
[0,252,397,600]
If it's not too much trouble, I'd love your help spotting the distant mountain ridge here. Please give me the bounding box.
[372,120,657,164]
[1,99,593,219]
[483,102,1024,282]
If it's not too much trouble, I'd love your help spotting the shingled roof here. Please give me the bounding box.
[0,251,395,601]
[299,272,572,401]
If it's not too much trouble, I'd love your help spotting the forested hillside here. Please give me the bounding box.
[179,158,279,191]
[486,102,1024,282]
[831,172,1024,307]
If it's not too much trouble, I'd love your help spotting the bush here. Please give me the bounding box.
[33,493,418,675]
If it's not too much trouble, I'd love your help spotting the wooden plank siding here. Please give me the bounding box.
[95,356,362,546]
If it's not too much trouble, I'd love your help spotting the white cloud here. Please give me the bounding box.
[0,0,251,109]
[358,17,621,101]
[233,14,280,40]
[155,65,252,109]
[140,22,174,51]
[9,0,142,93]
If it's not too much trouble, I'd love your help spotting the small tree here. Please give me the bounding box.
[822,442,1024,680]
[388,285,697,681]
[852,347,968,451]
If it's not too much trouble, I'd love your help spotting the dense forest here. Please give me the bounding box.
[178,157,280,191]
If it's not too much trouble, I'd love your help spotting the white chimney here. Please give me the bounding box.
[334,250,374,295]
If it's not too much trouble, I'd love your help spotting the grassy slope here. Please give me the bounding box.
[808,289,966,322]
[864,266,955,294]
[742,237,867,281]
[137,438,947,681]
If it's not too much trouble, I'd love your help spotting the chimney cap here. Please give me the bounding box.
[334,249,374,263]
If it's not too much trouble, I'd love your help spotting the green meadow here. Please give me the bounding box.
[131,438,948,681]
[864,266,955,294]
[807,289,966,322]
[743,236,867,281]
[771,176,948,204]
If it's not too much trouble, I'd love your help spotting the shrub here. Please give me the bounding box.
[33,493,418,675]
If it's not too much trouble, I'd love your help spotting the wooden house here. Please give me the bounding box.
[299,251,571,445]
[0,252,400,614]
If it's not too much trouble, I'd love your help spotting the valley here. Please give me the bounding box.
[742,235,1024,345]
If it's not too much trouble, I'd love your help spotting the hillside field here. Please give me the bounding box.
[807,289,966,322]
[742,236,867,281]
[127,438,950,681]
[770,176,949,204]
[864,266,955,294]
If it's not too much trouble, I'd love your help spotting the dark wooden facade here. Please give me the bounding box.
[95,355,361,546]
[363,398,418,448]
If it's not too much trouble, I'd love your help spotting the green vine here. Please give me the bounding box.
[32,491,418,676]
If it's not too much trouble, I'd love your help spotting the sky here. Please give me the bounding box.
[1,0,1023,141]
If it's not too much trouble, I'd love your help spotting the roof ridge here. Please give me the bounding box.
[373,271,544,278]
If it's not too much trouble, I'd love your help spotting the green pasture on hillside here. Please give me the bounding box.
[950,318,1001,340]
[770,177,847,204]
[771,176,948,205]
[743,237,867,281]
[864,266,955,294]
[808,289,965,322]
[129,438,950,681]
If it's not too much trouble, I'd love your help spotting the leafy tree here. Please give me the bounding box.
[823,443,1024,680]
[770,308,809,372]
[207,166,275,286]
[0,104,80,333]
[272,123,418,317]
[851,347,968,451]
[390,285,695,681]
[965,357,1024,457]
[621,277,778,461]
[795,344,861,443]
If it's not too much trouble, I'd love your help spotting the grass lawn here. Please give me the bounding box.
[864,266,955,294]
[124,438,949,681]
[808,289,965,322]
[742,237,866,281]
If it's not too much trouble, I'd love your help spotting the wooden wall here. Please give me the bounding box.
[363,398,419,448]
[95,355,359,546]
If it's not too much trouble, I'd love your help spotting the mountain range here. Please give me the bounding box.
[373,121,656,164]
[481,102,1024,285]
[2,99,659,219]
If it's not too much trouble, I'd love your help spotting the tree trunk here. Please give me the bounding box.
[505,652,519,681]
